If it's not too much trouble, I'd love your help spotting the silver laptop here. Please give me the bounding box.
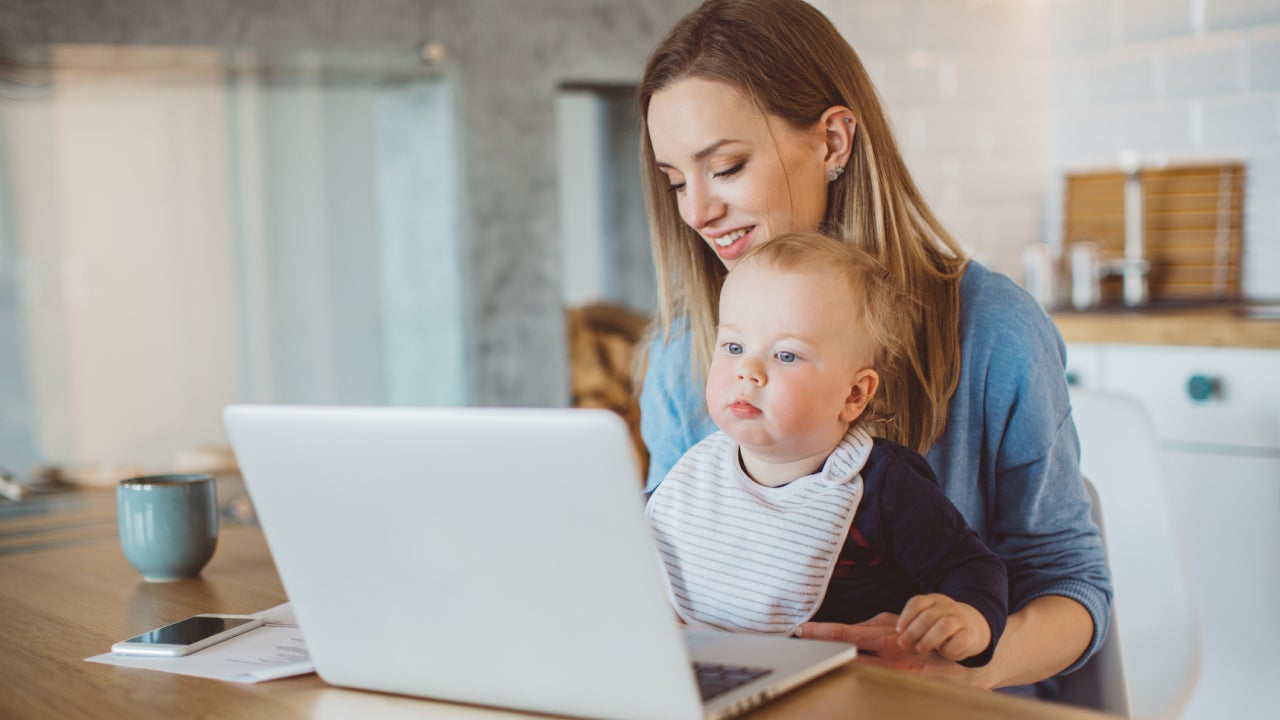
[224,404,856,720]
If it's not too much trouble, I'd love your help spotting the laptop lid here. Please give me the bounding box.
[225,405,855,720]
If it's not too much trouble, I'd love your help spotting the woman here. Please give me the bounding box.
[636,0,1111,698]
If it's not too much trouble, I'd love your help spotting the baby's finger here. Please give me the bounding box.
[937,631,977,662]
[896,603,945,650]
[895,595,938,633]
[912,614,963,655]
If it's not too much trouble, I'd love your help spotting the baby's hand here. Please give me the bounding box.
[894,594,990,662]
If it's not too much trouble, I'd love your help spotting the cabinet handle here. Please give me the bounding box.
[1186,374,1220,402]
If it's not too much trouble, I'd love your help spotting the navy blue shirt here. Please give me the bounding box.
[813,438,1007,668]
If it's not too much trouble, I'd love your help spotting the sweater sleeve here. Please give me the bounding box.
[875,448,1008,667]
[638,325,718,494]
[990,398,1112,673]
[976,284,1113,675]
[931,266,1113,682]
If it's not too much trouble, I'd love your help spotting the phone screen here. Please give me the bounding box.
[124,616,258,646]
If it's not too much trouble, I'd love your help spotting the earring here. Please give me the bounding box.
[843,117,852,124]
[827,165,844,182]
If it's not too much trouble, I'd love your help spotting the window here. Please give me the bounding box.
[0,44,466,477]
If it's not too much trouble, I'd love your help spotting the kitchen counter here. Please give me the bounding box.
[1051,304,1280,349]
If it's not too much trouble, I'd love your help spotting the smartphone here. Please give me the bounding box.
[110,613,265,657]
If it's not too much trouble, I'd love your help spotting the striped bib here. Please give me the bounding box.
[646,428,872,634]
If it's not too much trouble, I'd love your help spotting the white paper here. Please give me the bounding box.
[85,603,315,683]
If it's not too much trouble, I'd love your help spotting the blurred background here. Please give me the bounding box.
[1,0,1277,476]
[3,4,1278,718]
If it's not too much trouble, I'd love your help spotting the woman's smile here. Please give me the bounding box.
[708,226,755,261]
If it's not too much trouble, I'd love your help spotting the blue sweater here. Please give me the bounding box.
[639,261,1112,695]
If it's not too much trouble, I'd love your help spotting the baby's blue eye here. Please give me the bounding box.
[726,342,743,355]
[775,351,797,363]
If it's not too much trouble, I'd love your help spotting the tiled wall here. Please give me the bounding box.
[815,0,1279,297]
[1046,0,1280,297]
[814,0,1048,279]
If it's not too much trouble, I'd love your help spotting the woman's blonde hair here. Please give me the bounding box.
[637,0,968,453]
[734,232,919,435]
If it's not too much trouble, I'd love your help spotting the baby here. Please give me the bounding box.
[647,232,1007,667]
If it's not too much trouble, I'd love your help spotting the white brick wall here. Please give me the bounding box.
[1206,0,1280,31]
[1118,0,1195,43]
[1046,0,1280,298]
[809,0,1279,296]
[1250,30,1280,88]
[1089,50,1163,103]
[1164,36,1247,98]
[1202,95,1280,145]
[812,0,1048,278]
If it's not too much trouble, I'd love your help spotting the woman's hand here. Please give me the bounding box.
[797,612,979,687]
[801,596,1094,691]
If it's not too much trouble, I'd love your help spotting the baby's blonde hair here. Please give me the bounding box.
[732,232,919,432]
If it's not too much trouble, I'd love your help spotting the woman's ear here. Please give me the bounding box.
[819,105,856,171]
[840,367,879,423]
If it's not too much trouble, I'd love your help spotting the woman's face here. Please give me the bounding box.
[647,77,831,269]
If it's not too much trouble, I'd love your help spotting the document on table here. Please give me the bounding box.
[85,602,315,683]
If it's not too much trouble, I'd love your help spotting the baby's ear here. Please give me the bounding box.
[840,368,879,423]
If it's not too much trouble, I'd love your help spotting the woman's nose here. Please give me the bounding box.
[680,180,725,229]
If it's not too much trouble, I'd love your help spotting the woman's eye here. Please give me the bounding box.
[666,181,686,194]
[775,351,797,363]
[726,342,743,355]
[713,162,745,180]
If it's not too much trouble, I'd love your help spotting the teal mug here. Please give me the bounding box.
[117,474,218,581]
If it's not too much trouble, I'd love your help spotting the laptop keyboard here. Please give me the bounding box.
[692,661,773,701]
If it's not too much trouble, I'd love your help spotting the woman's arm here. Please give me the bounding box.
[638,326,717,492]
[799,594,1093,689]
[972,595,1093,689]
[933,269,1112,683]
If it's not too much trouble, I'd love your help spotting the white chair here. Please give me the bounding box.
[1057,390,1201,719]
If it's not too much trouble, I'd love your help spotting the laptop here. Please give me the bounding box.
[224,404,857,720]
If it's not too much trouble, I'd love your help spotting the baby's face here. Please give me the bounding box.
[706,260,872,465]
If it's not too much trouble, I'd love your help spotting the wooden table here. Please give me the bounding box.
[0,521,1117,719]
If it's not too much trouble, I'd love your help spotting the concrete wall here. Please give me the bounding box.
[0,0,697,418]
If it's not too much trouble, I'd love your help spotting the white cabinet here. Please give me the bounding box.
[1066,342,1280,720]
[1064,342,1104,392]
[1105,345,1280,452]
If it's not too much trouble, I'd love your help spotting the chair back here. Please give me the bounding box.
[1057,477,1130,715]
[1059,390,1201,719]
